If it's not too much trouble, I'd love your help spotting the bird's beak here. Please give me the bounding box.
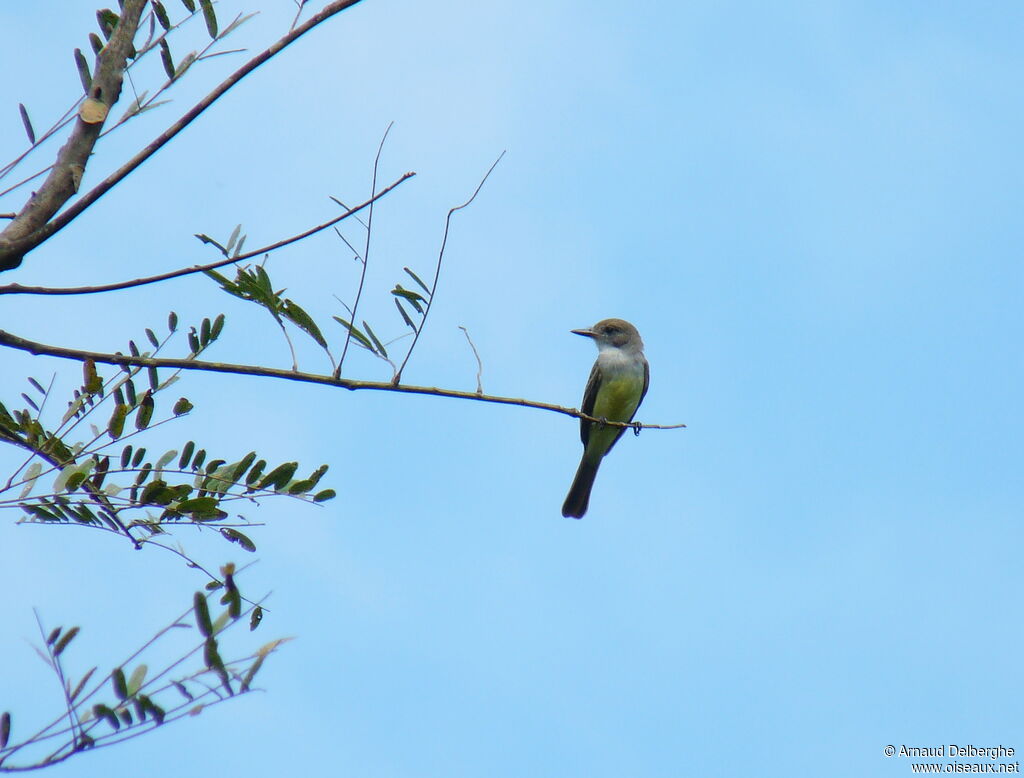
[571,328,596,338]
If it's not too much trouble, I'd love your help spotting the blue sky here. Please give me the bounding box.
[1,1,1022,776]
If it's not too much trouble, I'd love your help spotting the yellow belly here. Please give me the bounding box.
[592,375,643,422]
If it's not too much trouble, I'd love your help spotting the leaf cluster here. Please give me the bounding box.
[0,566,286,770]
[1,311,334,557]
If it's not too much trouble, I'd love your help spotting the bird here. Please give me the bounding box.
[562,318,649,518]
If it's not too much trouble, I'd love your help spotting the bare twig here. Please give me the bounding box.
[393,151,505,384]
[336,122,393,378]
[0,172,414,297]
[458,326,483,394]
[291,0,311,30]
[0,329,686,431]
[0,0,369,271]
[31,611,82,754]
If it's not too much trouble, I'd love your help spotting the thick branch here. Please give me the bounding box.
[0,0,147,270]
[0,0,367,272]
[0,330,686,431]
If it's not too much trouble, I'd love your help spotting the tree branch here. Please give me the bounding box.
[0,0,147,270]
[0,330,686,431]
[0,172,414,297]
[0,0,368,272]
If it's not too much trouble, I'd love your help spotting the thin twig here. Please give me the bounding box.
[0,172,414,297]
[0,329,686,431]
[290,0,310,30]
[458,326,483,394]
[32,611,82,753]
[393,151,505,384]
[336,121,393,378]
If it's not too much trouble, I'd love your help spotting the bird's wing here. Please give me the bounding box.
[634,356,650,418]
[579,359,602,447]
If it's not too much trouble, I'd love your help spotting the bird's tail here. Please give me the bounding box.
[561,457,601,519]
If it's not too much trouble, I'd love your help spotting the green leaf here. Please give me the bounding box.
[404,266,431,294]
[70,667,96,702]
[152,1,171,29]
[181,0,196,11]
[283,299,327,348]
[52,626,79,657]
[108,403,128,439]
[145,327,160,348]
[194,592,213,637]
[175,496,226,520]
[93,704,120,731]
[198,0,217,36]
[229,451,257,483]
[132,447,147,468]
[134,463,153,486]
[19,103,35,145]
[363,320,388,358]
[55,462,93,493]
[287,479,314,495]
[0,711,9,749]
[127,664,147,696]
[313,489,336,502]
[179,441,195,469]
[250,606,263,631]
[392,285,425,313]
[142,695,166,724]
[21,391,39,412]
[333,316,374,351]
[220,528,256,552]
[173,397,194,416]
[244,459,266,486]
[219,576,242,617]
[168,311,178,332]
[158,38,174,79]
[65,471,88,491]
[195,233,225,252]
[391,285,427,306]
[88,32,104,56]
[258,462,298,491]
[112,667,128,700]
[394,297,416,330]
[91,456,110,490]
[96,8,119,40]
[135,391,154,430]
[82,359,102,394]
[73,48,93,91]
